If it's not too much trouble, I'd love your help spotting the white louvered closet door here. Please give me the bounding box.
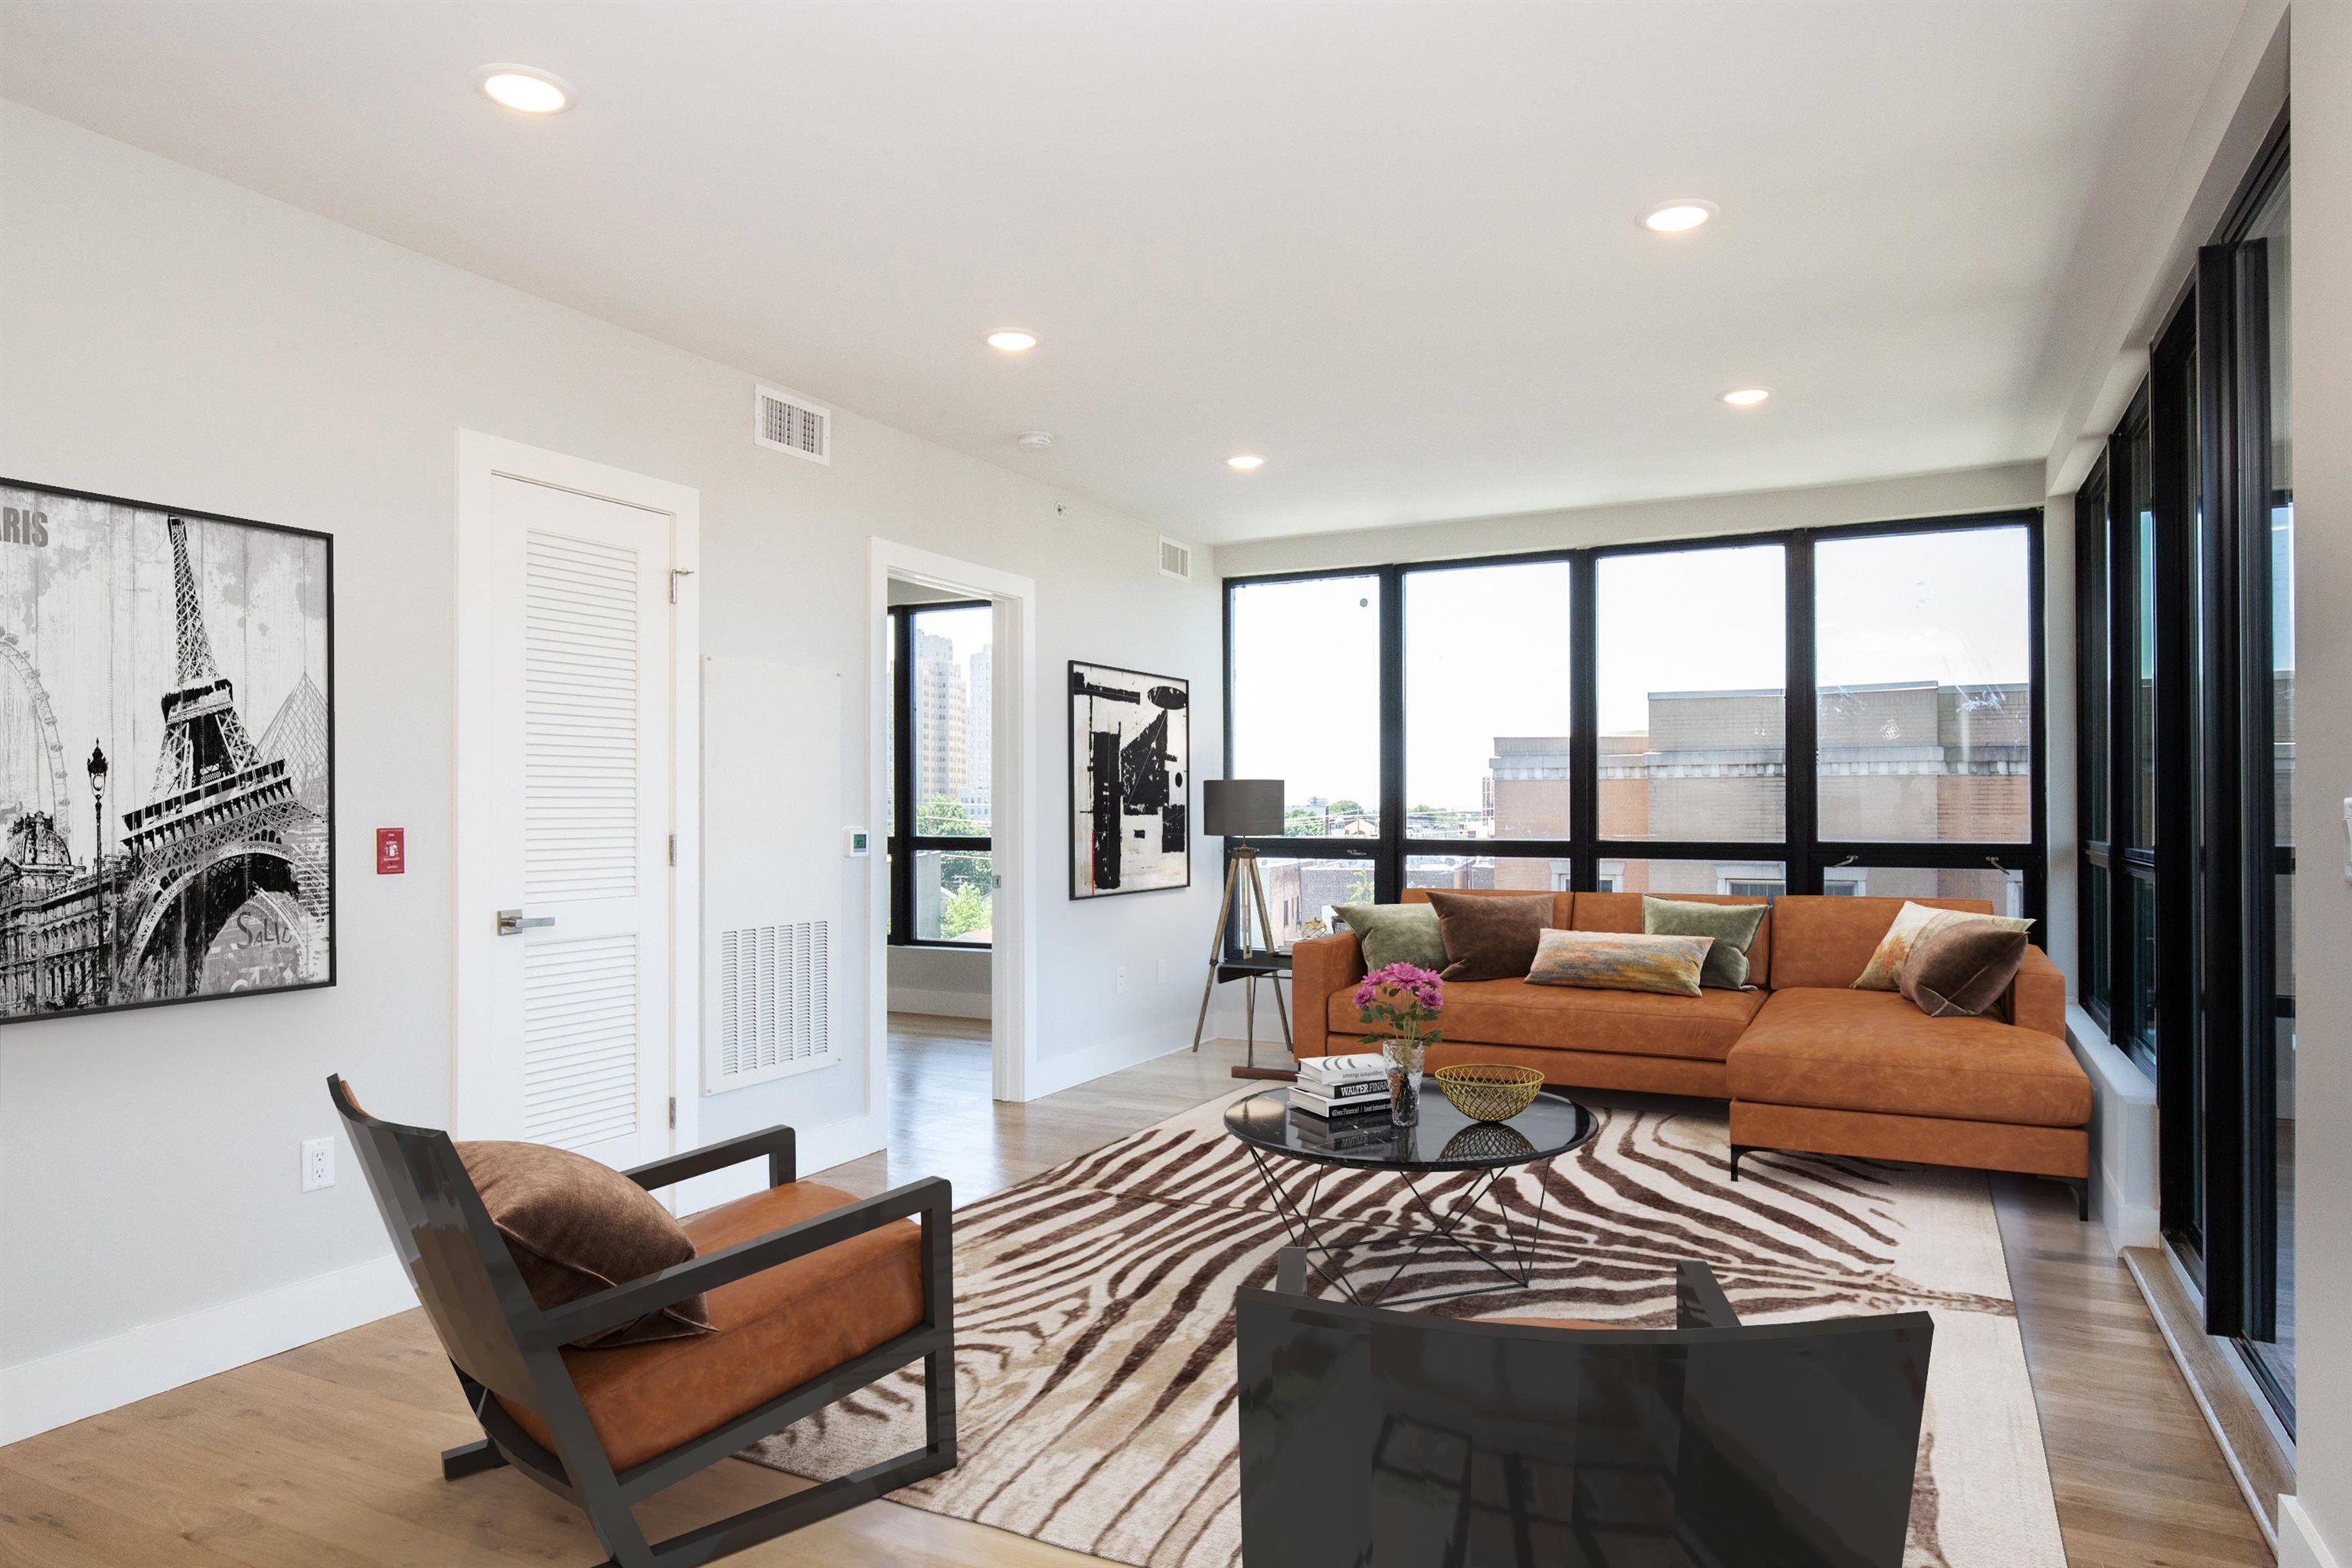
[455,472,673,1172]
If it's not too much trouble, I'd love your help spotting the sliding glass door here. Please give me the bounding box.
[2073,129,2293,1426]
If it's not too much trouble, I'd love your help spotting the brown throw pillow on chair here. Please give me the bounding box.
[1426,891,1553,981]
[1898,918,2030,1018]
[458,1140,714,1348]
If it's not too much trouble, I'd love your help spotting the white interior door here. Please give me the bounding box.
[456,465,678,1171]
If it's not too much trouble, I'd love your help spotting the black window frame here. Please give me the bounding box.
[2072,116,2295,1429]
[1220,508,2047,951]
[887,599,994,949]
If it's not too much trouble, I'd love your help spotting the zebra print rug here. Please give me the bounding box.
[746,1089,2066,1568]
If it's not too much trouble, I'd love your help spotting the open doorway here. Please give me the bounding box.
[884,577,995,1111]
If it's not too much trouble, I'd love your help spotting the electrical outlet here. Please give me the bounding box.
[1116,964,1129,995]
[302,1136,335,1193]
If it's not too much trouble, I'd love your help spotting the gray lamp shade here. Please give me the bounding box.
[1204,779,1285,837]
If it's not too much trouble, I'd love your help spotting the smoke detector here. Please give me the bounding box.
[1016,431,1054,452]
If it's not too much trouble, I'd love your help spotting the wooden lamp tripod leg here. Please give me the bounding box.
[1192,852,1244,1051]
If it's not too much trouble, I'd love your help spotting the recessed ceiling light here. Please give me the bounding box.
[1227,454,1265,471]
[1641,199,1717,234]
[1016,431,1055,451]
[985,329,1040,353]
[475,64,575,115]
[1721,387,1772,407]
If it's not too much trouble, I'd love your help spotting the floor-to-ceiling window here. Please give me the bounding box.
[1223,508,2044,952]
[887,600,994,946]
[2073,126,2292,1426]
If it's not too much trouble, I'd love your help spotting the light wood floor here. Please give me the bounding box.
[0,1020,2272,1567]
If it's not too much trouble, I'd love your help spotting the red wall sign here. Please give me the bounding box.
[376,827,405,875]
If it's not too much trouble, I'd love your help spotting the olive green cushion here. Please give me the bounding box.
[1334,903,1447,973]
[1642,897,1769,990]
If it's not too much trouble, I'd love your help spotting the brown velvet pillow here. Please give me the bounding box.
[458,1140,713,1347]
[1426,891,1553,981]
[1899,918,2030,1018]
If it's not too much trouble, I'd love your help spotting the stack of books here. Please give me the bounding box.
[1292,1052,1392,1119]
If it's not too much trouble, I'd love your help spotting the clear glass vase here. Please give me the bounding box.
[1383,1037,1428,1126]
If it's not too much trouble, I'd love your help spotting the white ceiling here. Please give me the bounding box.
[0,1,2248,544]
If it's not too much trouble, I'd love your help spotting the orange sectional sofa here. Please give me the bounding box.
[1289,887,2091,1214]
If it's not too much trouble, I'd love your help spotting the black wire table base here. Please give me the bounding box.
[1240,1140,1560,1309]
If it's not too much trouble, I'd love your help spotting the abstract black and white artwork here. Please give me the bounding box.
[1069,661,1189,899]
[1,480,334,1023]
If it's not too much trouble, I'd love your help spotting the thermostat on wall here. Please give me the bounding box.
[845,828,871,858]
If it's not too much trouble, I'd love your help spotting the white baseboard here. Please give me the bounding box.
[887,987,991,1021]
[1025,1021,1199,1101]
[2282,1498,2346,1568]
[0,1252,416,1446]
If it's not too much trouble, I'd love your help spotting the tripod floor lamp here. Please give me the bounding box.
[1192,779,1292,1063]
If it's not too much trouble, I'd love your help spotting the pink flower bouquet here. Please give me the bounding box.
[1355,962,1444,1125]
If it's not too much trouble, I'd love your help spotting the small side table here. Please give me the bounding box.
[1193,955,1295,1078]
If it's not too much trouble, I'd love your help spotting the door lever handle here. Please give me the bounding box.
[497,910,555,936]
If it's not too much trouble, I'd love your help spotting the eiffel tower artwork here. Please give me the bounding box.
[1,481,334,1022]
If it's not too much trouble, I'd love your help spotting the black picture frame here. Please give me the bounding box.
[0,478,336,1026]
[1068,659,1191,900]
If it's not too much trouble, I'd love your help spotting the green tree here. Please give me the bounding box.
[939,882,992,940]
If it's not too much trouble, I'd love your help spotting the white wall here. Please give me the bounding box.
[0,104,1221,1436]
[2282,6,2349,1562]
[888,945,991,1020]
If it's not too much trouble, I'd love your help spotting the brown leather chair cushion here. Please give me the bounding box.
[496,1181,925,1471]
[1477,1316,1628,1331]
[1334,976,1767,1062]
[1766,896,1991,990]
[1728,988,2092,1127]
[457,1139,710,1347]
[1570,891,1772,988]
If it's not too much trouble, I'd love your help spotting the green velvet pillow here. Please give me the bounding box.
[1334,903,1447,973]
[1642,897,1768,990]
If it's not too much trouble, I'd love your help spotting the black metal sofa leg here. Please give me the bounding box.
[442,1439,509,1481]
[2056,1176,2090,1221]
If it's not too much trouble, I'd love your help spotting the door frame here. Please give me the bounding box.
[452,430,703,1159]
[868,540,1037,1103]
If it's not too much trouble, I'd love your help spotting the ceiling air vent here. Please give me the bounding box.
[754,384,831,465]
[1159,536,1194,583]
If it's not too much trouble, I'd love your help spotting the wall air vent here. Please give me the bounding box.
[1159,536,1194,583]
[713,921,834,1088]
[754,384,831,465]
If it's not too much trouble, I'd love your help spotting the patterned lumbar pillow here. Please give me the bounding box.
[1334,903,1448,973]
[1853,900,2033,991]
[1900,916,2031,1018]
[1642,897,1769,990]
[459,1140,714,1348]
[1524,929,1714,998]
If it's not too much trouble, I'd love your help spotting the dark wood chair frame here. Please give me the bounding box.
[328,1075,956,1568]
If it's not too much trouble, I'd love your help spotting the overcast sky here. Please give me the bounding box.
[1231,526,2033,813]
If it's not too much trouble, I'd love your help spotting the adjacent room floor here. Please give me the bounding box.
[0,1019,2272,1567]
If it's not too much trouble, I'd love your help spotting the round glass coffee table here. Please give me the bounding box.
[1224,1086,1596,1308]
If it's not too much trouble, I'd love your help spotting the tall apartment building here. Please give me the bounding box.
[964,643,991,825]
[913,628,969,815]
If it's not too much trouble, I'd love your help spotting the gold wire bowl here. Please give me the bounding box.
[1434,1063,1544,1122]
